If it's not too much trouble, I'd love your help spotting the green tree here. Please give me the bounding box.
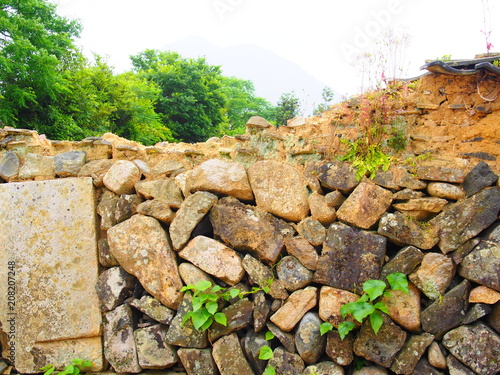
[220,76,275,135]
[313,86,336,115]
[131,50,228,143]
[0,0,82,138]
[274,91,300,126]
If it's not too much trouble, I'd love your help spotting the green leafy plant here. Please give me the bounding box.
[320,273,409,340]
[181,280,271,331]
[40,359,92,375]
[259,331,276,375]
[339,139,392,180]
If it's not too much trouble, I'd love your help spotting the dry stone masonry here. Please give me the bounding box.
[0,124,500,375]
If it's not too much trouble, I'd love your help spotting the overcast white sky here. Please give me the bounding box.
[55,0,498,97]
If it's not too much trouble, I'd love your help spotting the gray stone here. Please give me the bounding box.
[242,331,268,374]
[378,211,439,250]
[208,298,254,342]
[462,161,498,197]
[295,312,326,364]
[393,197,448,215]
[488,302,500,333]
[266,347,305,375]
[451,238,480,265]
[337,182,393,229]
[103,304,141,373]
[54,151,86,177]
[169,191,218,250]
[317,161,358,194]
[381,246,424,278]
[389,333,434,375]
[277,256,314,292]
[114,194,142,223]
[132,159,150,176]
[430,187,500,253]
[242,254,288,300]
[447,355,475,375]
[78,159,114,187]
[314,223,386,292]
[325,330,354,367]
[210,197,295,264]
[0,178,103,373]
[151,159,184,177]
[427,182,465,200]
[134,324,178,369]
[253,291,271,332]
[177,348,217,375]
[248,160,310,222]
[296,217,326,246]
[98,237,119,267]
[135,178,184,208]
[212,333,255,375]
[108,215,184,309]
[0,151,20,180]
[303,361,344,375]
[415,165,465,183]
[187,159,253,200]
[443,323,500,375]
[353,314,407,368]
[96,266,136,311]
[135,199,176,224]
[129,295,175,325]
[463,303,492,324]
[19,152,55,179]
[421,280,470,338]
[284,237,319,271]
[412,357,444,375]
[103,160,141,195]
[97,189,119,230]
[393,188,425,200]
[325,190,346,208]
[165,294,208,349]
[459,230,500,291]
[179,236,245,285]
[266,322,297,353]
[409,253,455,300]
[270,287,318,332]
[246,115,272,128]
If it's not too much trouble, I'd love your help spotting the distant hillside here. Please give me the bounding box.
[162,36,337,115]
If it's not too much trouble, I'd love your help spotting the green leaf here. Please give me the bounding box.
[192,297,204,312]
[338,321,356,340]
[374,302,389,314]
[351,302,376,323]
[195,280,212,291]
[265,331,275,341]
[263,366,276,375]
[263,286,270,294]
[387,273,409,294]
[191,310,210,330]
[210,285,222,293]
[363,279,387,301]
[358,294,370,303]
[229,288,240,298]
[41,366,55,375]
[200,316,213,331]
[259,345,274,360]
[370,312,384,334]
[214,312,227,326]
[206,301,218,315]
[340,301,357,318]
[319,322,333,336]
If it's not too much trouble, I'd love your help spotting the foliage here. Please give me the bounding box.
[131,49,228,143]
[339,139,392,180]
[0,0,82,135]
[219,76,275,135]
[320,273,409,340]
[40,359,92,375]
[274,91,300,126]
[435,55,452,62]
[181,280,271,331]
[259,331,276,375]
[313,86,336,115]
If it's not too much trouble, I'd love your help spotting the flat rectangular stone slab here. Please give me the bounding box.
[0,178,103,373]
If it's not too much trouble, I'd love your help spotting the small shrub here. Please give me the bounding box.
[40,359,92,375]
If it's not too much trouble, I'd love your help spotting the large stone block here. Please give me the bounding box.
[0,178,103,373]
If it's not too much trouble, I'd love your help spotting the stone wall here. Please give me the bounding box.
[0,125,499,375]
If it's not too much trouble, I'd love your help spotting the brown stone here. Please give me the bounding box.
[427,342,447,369]
[319,286,358,328]
[409,253,455,300]
[177,348,217,375]
[107,214,184,309]
[284,237,319,271]
[414,165,465,183]
[325,190,346,208]
[309,192,337,225]
[179,236,245,286]
[296,217,326,246]
[18,153,55,180]
[317,161,358,194]
[242,254,288,300]
[427,182,465,200]
[389,333,435,375]
[469,286,500,304]
[337,182,393,229]
[135,178,184,208]
[326,330,354,367]
[248,160,310,222]
[381,282,421,332]
[212,334,255,375]
[135,199,176,224]
[187,159,253,200]
[393,197,448,214]
[103,160,141,195]
[270,286,318,332]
